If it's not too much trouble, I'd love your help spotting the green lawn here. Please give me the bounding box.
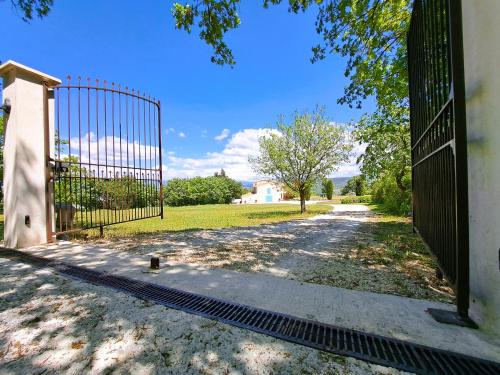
[0,204,330,241]
[78,203,330,239]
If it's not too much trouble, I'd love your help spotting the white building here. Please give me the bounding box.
[241,180,286,204]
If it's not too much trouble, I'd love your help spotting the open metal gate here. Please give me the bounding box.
[47,77,163,235]
[407,0,471,324]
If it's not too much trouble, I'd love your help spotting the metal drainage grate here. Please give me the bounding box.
[2,248,500,375]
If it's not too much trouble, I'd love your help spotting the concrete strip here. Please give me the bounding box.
[22,241,500,363]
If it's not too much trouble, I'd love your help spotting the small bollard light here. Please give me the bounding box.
[150,257,160,270]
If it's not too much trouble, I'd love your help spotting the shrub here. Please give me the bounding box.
[370,171,411,215]
[340,195,372,204]
[321,178,334,200]
[341,175,369,196]
[164,176,243,206]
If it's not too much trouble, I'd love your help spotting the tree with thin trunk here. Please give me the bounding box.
[250,108,352,213]
[322,178,334,200]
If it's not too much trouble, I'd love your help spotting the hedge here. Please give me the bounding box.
[163,176,243,206]
[340,195,372,204]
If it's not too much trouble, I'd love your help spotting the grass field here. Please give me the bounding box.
[74,203,331,239]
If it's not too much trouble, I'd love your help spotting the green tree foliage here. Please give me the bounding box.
[354,103,410,193]
[371,171,411,214]
[250,108,352,213]
[54,156,158,209]
[54,156,101,209]
[9,0,53,21]
[321,178,334,200]
[172,1,241,65]
[164,176,243,206]
[341,175,368,196]
[353,103,411,212]
[100,176,159,209]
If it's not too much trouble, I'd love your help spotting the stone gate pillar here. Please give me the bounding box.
[462,1,500,336]
[0,61,60,248]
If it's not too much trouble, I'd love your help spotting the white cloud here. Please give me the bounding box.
[66,132,161,177]
[165,128,272,181]
[178,132,186,138]
[164,127,365,182]
[214,128,230,141]
[329,141,366,178]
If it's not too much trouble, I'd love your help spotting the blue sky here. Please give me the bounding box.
[1,0,373,181]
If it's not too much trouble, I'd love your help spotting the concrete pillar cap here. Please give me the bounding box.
[0,60,61,85]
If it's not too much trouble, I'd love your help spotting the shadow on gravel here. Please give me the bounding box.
[0,256,357,374]
[68,209,454,303]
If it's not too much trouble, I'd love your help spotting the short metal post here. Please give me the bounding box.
[150,257,160,270]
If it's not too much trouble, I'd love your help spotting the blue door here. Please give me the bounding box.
[265,188,273,202]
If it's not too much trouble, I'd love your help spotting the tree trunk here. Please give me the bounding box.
[299,190,306,213]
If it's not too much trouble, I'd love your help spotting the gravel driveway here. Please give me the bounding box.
[90,204,448,302]
[91,204,371,276]
[0,205,452,373]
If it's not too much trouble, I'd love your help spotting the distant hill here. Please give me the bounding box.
[332,177,352,194]
[238,177,355,195]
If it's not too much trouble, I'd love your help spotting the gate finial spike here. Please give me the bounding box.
[67,75,71,83]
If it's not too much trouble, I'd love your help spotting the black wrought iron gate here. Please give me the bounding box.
[407,0,470,321]
[47,77,163,235]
